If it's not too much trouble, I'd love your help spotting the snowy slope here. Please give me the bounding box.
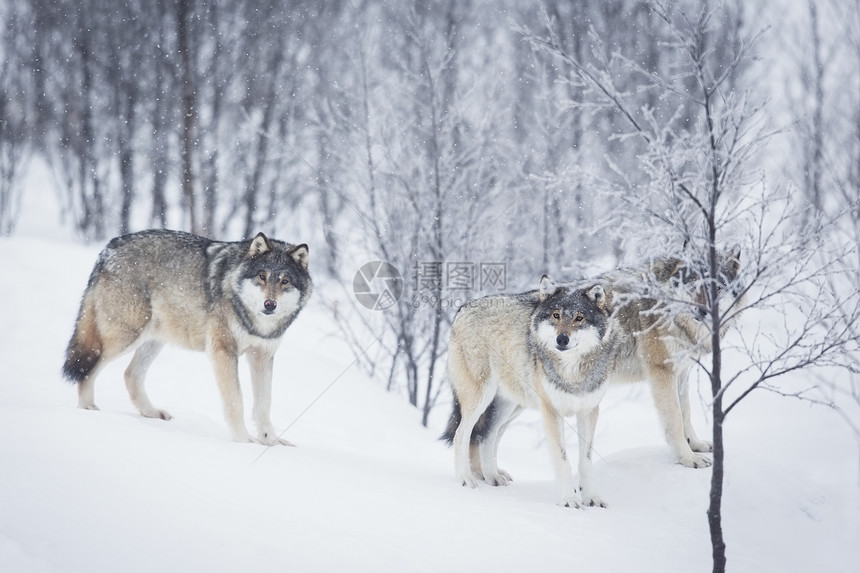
[1,234,858,573]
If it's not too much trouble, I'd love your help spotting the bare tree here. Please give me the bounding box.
[104,0,144,235]
[175,0,199,234]
[319,1,516,425]
[522,1,860,571]
[0,0,30,236]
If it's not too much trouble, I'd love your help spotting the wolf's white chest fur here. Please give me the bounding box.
[537,326,608,416]
[542,375,608,416]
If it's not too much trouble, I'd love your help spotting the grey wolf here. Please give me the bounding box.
[602,246,743,468]
[62,229,312,445]
[441,276,618,508]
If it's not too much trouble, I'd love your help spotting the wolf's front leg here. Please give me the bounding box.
[208,340,256,444]
[540,401,580,508]
[649,366,711,468]
[678,373,713,453]
[577,406,606,508]
[248,347,293,446]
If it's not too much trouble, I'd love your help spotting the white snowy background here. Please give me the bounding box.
[2,1,860,570]
[1,164,858,573]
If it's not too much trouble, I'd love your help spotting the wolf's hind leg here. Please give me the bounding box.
[75,336,131,411]
[125,340,171,420]
[453,384,496,488]
[478,400,521,486]
[649,366,711,468]
[77,375,100,411]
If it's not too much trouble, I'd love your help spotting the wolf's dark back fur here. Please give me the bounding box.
[62,229,312,384]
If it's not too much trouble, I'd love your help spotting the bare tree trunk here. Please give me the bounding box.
[150,95,169,229]
[808,1,824,213]
[118,89,136,235]
[201,1,221,237]
[176,0,198,233]
[708,401,727,573]
[149,0,169,229]
[76,4,103,240]
[420,41,446,428]
[542,185,550,269]
[707,223,726,573]
[316,130,340,277]
[704,62,728,573]
[242,70,278,238]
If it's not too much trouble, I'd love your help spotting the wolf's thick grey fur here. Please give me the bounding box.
[442,277,618,508]
[442,248,744,505]
[600,247,743,468]
[63,229,312,445]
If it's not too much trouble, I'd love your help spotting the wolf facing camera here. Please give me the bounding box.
[62,229,312,445]
[442,276,618,508]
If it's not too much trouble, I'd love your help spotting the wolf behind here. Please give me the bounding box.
[62,229,312,445]
[442,276,618,508]
[603,246,743,468]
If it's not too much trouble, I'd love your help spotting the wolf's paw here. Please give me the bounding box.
[560,496,582,509]
[231,431,260,445]
[141,408,172,421]
[259,431,295,447]
[688,438,713,453]
[78,403,99,411]
[459,472,480,489]
[484,472,512,487]
[679,452,712,469]
[581,493,607,508]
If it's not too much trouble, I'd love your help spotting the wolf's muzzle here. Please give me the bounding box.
[263,299,277,314]
[556,333,570,350]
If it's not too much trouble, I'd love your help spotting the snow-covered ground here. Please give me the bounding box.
[1,183,858,571]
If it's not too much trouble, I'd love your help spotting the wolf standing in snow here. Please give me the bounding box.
[442,277,618,508]
[62,229,312,445]
[602,247,744,469]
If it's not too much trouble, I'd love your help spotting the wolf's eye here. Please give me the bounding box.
[574,314,584,322]
[281,277,291,287]
[258,271,267,282]
[552,311,561,320]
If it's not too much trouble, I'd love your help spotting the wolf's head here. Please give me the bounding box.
[652,245,743,317]
[236,233,312,330]
[531,276,609,353]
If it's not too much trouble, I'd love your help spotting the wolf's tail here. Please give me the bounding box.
[439,395,495,446]
[62,288,102,383]
[439,396,462,445]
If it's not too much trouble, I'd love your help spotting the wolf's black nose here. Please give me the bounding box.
[556,333,569,348]
[264,299,277,313]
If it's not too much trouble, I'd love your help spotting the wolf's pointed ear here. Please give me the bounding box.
[539,274,556,302]
[249,232,271,256]
[585,284,606,311]
[289,243,309,270]
[728,243,741,262]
